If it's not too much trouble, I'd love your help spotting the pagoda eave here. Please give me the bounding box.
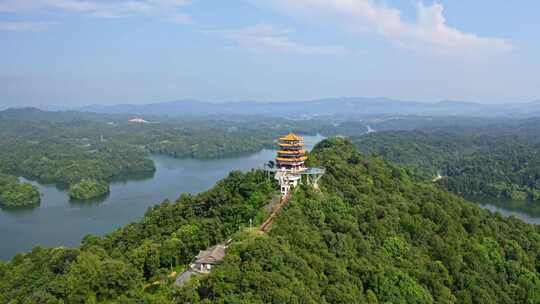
[277,157,306,162]
[277,150,306,155]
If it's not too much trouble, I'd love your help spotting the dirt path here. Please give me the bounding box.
[260,193,291,232]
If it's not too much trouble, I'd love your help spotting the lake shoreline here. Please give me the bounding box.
[0,135,325,260]
[3,133,539,260]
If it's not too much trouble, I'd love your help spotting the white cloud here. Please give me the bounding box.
[0,0,192,23]
[0,0,99,13]
[212,23,351,55]
[0,21,54,31]
[252,0,514,55]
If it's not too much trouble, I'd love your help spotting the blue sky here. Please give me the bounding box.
[1,0,539,107]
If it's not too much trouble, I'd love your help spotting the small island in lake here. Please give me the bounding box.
[69,179,110,201]
[0,174,41,208]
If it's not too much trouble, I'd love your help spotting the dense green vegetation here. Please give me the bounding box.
[178,138,540,303]
[0,169,276,302]
[353,130,467,179]
[0,108,325,203]
[0,174,40,208]
[0,137,155,201]
[0,108,322,160]
[0,108,470,168]
[0,113,157,201]
[1,108,508,164]
[2,138,540,303]
[69,179,110,200]
[353,121,540,207]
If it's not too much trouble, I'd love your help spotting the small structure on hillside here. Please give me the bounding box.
[175,242,229,287]
[271,133,325,196]
[128,117,149,123]
[128,117,160,124]
[190,243,227,273]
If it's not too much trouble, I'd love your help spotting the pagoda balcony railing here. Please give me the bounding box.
[278,143,304,146]
[278,149,306,153]
[278,144,304,148]
[277,159,305,164]
[277,154,305,158]
[277,157,307,162]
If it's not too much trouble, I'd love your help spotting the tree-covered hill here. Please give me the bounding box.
[1,138,540,303]
[352,123,540,208]
[0,169,276,303]
[178,138,540,303]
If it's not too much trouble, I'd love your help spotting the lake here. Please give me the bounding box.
[2,134,539,260]
[0,135,324,260]
[456,194,540,225]
[479,204,540,225]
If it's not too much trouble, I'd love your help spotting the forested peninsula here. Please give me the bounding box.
[0,174,40,208]
[1,138,539,303]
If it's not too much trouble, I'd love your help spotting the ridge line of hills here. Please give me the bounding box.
[32,97,540,118]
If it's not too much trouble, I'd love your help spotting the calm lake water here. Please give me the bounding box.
[0,135,324,260]
[479,204,540,225]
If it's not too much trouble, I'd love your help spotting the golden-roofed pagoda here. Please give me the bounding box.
[276,133,307,172]
[271,133,326,197]
[279,133,304,141]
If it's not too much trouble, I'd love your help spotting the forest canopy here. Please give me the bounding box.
[69,179,110,201]
[177,138,540,303]
[1,138,539,303]
[0,174,40,208]
[352,121,540,209]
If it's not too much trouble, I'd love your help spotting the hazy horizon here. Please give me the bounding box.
[3,96,540,111]
[2,1,539,107]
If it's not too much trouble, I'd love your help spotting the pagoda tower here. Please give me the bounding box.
[274,133,307,196]
[276,133,307,172]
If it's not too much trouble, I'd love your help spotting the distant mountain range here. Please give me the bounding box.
[43,97,540,118]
